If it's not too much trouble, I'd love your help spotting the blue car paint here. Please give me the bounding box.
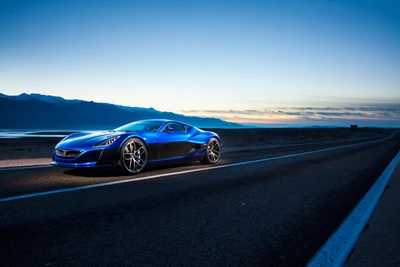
[51,120,221,170]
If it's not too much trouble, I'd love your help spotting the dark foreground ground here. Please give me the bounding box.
[0,131,399,266]
[0,127,392,160]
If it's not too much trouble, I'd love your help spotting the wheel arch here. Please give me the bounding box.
[188,131,221,145]
[211,134,221,143]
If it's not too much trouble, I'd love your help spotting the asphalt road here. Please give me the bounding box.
[1,133,399,267]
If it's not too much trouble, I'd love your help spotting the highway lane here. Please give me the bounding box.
[0,134,399,266]
[0,133,394,199]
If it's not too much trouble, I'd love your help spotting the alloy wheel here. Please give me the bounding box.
[122,139,148,173]
[207,138,220,163]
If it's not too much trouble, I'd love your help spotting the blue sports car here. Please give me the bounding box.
[51,119,221,174]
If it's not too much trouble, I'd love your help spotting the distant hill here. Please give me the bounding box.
[0,92,83,104]
[0,93,243,129]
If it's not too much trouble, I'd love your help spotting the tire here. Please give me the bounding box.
[200,137,221,164]
[120,138,148,174]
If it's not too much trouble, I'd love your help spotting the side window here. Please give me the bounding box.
[165,123,186,132]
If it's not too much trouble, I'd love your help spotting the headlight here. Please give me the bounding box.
[94,136,120,148]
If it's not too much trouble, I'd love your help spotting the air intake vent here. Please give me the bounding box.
[56,149,82,158]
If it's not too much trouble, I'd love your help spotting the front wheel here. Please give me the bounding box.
[200,137,221,164]
[120,138,148,174]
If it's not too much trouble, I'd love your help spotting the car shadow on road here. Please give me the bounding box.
[63,168,123,177]
[63,162,203,177]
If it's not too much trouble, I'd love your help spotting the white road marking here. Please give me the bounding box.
[306,149,400,267]
[0,131,397,203]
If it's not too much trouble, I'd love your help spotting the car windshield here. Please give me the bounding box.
[114,121,164,132]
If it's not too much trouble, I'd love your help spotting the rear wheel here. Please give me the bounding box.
[200,137,221,164]
[120,138,148,174]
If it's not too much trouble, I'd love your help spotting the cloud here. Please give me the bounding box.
[182,109,278,115]
[181,103,400,126]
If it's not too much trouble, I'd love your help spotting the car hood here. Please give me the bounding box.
[56,131,122,149]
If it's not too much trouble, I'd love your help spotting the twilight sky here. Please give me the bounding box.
[1,0,399,127]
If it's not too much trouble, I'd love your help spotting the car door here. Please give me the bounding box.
[157,122,193,159]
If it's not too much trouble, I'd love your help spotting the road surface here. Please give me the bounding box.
[1,133,399,266]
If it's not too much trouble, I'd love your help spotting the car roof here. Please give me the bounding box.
[136,119,190,126]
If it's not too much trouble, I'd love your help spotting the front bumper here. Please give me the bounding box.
[52,147,119,168]
[51,161,108,168]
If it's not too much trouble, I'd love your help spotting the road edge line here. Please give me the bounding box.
[306,149,400,267]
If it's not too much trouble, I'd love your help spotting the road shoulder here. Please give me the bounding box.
[0,158,52,168]
[346,161,400,267]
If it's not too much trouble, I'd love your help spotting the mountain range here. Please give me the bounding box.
[0,93,243,129]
